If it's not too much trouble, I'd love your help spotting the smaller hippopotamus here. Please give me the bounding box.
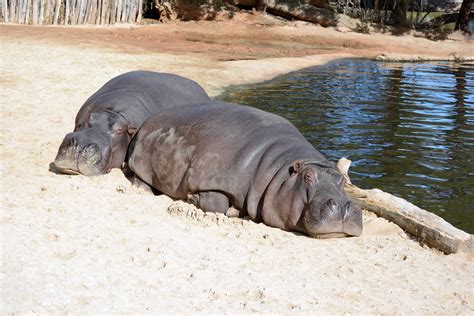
[53,71,210,176]
[128,101,362,238]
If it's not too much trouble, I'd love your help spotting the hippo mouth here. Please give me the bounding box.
[54,143,108,176]
[312,232,350,239]
[53,165,82,175]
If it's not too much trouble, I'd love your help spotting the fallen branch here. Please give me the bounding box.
[338,157,473,254]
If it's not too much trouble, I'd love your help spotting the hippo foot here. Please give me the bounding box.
[225,207,241,218]
[132,176,154,195]
[186,191,231,215]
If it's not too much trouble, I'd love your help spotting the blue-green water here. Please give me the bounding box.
[220,59,474,233]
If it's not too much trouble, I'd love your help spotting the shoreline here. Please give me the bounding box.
[1,20,473,313]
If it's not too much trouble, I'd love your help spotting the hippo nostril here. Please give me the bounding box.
[325,199,338,208]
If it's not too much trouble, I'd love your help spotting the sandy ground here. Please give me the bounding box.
[1,16,474,313]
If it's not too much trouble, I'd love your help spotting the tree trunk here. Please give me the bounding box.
[454,0,471,32]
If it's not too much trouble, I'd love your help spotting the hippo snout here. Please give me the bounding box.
[303,198,363,238]
[54,132,107,176]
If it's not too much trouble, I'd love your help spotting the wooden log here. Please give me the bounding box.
[256,0,336,27]
[337,158,473,254]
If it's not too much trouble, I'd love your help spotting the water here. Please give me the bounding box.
[220,59,474,233]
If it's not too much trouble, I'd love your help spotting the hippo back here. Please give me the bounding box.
[75,71,210,129]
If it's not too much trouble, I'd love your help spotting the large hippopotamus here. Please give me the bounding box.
[53,71,210,176]
[128,101,363,238]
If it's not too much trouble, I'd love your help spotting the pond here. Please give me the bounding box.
[219,59,474,233]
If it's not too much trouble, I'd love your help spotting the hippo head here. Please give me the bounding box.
[265,160,363,238]
[54,110,136,176]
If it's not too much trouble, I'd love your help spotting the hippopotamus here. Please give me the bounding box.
[128,101,363,238]
[53,71,210,176]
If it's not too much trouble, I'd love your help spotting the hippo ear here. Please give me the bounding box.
[127,125,138,136]
[290,160,303,174]
[304,169,317,185]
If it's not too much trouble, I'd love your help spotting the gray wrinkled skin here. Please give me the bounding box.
[129,101,363,238]
[53,71,210,176]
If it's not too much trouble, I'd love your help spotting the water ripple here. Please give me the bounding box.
[221,59,474,233]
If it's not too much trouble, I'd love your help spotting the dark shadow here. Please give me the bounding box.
[121,164,163,195]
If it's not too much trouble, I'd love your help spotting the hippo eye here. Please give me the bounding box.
[113,124,125,135]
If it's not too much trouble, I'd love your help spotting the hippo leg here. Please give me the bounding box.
[187,191,230,214]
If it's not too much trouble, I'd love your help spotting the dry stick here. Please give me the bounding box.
[136,0,141,23]
[109,0,115,23]
[32,0,38,24]
[64,0,69,24]
[44,0,50,23]
[25,0,31,23]
[74,0,80,23]
[53,0,60,24]
[88,0,93,23]
[15,0,25,23]
[39,0,44,24]
[95,0,100,24]
[77,0,83,23]
[99,0,105,24]
[105,0,110,24]
[2,0,9,22]
[83,0,90,23]
[70,0,76,24]
[90,0,96,23]
[115,0,121,23]
[9,0,16,22]
[122,0,126,22]
[120,0,124,22]
[129,0,134,22]
[39,0,44,23]
[19,0,25,23]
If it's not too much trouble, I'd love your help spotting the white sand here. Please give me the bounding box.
[1,31,473,313]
